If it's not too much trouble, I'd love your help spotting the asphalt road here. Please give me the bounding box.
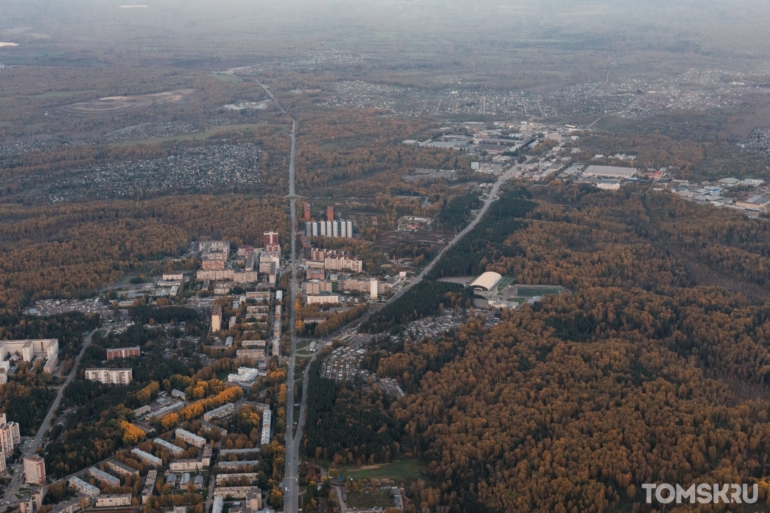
[283,118,301,513]
[388,168,513,304]
[5,329,97,502]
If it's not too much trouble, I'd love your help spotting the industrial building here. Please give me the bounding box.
[582,165,637,179]
[469,272,503,292]
[84,368,133,385]
[175,428,206,447]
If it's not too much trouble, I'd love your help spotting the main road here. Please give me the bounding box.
[5,329,97,503]
[388,167,513,303]
[282,117,301,513]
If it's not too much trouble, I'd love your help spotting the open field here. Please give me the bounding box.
[346,490,394,509]
[109,123,266,146]
[57,89,195,116]
[334,459,427,483]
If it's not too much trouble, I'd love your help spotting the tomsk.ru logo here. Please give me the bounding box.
[642,483,758,505]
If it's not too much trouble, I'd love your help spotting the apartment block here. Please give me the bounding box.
[106,347,140,360]
[84,368,133,385]
[23,455,46,485]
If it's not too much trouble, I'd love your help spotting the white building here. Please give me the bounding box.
[0,414,21,456]
[141,470,157,504]
[203,403,235,422]
[131,448,162,466]
[306,294,340,305]
[84,368,133,385]
[87,466,120,487]
[175,428,206,448]
[305,221,354,238]
[0,339,58,372]
[228,368,261,386]
[582,165,637,179]
[261,409,271,445]
[153,437,184,455]
[69,477,101,498]
[370,278,378,300]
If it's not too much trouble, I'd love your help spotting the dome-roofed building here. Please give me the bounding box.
[469,272,502,292]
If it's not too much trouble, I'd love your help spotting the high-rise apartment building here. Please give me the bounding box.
[0,414,21,456]
[326,205,335,221]
[303,203,311,222]
[24,455,46,485]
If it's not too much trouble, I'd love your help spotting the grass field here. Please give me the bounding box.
[212,73,245,83]
[516,286,563,297]
[109,123,264,147]
[496,276,515,291]
[346,490,394,509]
[335,458,427,483]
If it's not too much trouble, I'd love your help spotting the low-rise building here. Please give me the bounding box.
[95,495,132,507]
[131,448,162,466]
[212,496,224,513]
[175,428,206,447]
[170,459,203,472]
[105,459,139,477]
[154,437,184,455]
[69,477,101,498]
[215,473,259,486]
[203,403,235,422]
[737,194,770,211]
[228,367,262,385]
[141,470,157,504]
[218,460,260,470]
[306,294,340,305]
[236,349,266,361]
[213,486,262,499]
[87,467,120,487]
[229,491,263,513]
[211,304,222,332]
[53,497,90,513]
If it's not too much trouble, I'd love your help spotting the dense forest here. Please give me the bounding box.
[304,360,401,465]
[372,185,770,512]
[427,187,536,279]
[359,281,472,334]
[0,195,288,313]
